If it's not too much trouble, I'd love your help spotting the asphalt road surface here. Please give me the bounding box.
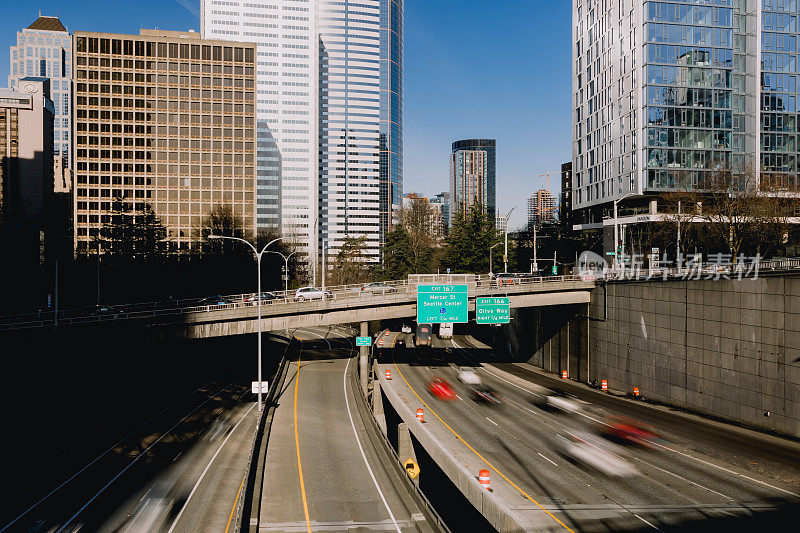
[257,327,435,532]
[377,334,800,532]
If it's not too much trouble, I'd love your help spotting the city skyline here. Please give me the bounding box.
[0,0,572,231]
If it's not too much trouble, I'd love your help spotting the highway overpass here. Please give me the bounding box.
[0,274,595,339]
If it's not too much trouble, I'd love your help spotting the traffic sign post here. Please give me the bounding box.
[476,297,510,324]
[416,284,468,323]
[356,336,372,347]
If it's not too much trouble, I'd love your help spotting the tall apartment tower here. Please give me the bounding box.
[526,189,557,230]
[9,15,72,189]
[72,30,256,253]
[449,138,496,227]
[202,0,403,266]
[571,1,794,241]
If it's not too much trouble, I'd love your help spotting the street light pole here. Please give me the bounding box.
[208,234,281,412]
[489,242,501,276]
[503,206,517,274]
[265,250,298,294]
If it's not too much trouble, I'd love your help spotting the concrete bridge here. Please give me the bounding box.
[1,274,595,338]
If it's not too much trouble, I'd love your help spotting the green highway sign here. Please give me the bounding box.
[476,297,510,324]
[356,336,372,347]
[417,284,469,324]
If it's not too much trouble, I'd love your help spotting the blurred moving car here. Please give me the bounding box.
[428,378,456,400]
[600,415,660,448]
[555,431,638,477]
[360,282,396,295]
[534,388,580,413]
[245,292,277,305]
[457,367,481,386]
[472,386,503,405]
[438,322,453,339]
[416,323,432,346]
[294,286,332,301]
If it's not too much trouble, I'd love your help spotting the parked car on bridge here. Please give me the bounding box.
[294,286,332,301]
[198,295,232,306]
[92,304,123,318]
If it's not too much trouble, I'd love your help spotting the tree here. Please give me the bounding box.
[440,203,500,273]
[382,224,414,279]
[99,198,167,262]
[327,236,371,285]
[196,204,250,258]
[401,196,439,273]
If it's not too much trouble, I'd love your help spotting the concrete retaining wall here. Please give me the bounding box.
[502,274,800,439]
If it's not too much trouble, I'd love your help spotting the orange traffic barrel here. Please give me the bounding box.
[561,370,567,379]
[632,386,640,397]
[601,379,608,391]
[385,369,391,380]
[478,469,491,489]
[416,408,424,423]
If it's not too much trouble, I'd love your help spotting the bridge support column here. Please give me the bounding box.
[372,377,387,436]
[360,321,369,395]
[398,422,419,486]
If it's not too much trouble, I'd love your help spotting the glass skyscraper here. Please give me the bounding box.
[9,15,72,177]
[572,0,797,233]
[449,138,496,228]
[202,0,403,266]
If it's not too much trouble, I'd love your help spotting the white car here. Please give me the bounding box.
[294,286,333,301]
[457,367,481,386]
[401,324,412,334]
[555,431,638,477]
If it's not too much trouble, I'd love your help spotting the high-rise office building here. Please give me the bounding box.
[430,191,449,234]
[527,189,557,230]
[572,1,799,243]
[0,77,54,226]
[9,15,72,188]
[202,0,403,266]
[449,138,496,227]
[72,29,256,253]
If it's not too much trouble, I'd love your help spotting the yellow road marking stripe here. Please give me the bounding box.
[294,341,313,533]
[224,472,247,533]
[391,361,576,533]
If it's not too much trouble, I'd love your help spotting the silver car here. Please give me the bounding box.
[294,286,333,301]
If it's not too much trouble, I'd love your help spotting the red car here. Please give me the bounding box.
[428,378,456,400]
[601,415,659,448]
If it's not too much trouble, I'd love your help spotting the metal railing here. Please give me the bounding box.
[0,274,591,331]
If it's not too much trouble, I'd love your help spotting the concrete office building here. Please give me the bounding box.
[572,1,800,248]
[526,189,557,230]
[202,0,403,266]
[0,77,54,226]
[449,138,496,227]
[9,15,72,189]
[72,29,256,253]
[430,191,449,234]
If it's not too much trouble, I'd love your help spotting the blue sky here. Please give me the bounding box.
[1,0,572,229]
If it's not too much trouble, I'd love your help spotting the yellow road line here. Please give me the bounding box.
[294,341,313,533]
[391,361,576,533]
[224,472,247,533]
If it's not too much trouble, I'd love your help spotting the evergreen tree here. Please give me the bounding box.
[383,224,414,279]
[100,198,166,262]
[441,203,500,273]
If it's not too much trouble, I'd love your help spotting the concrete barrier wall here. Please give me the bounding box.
[502,274,800,439]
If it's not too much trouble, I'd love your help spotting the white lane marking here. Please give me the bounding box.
[343,359,402,532]
[0,378,210,533]
[297,328,331,350]
[455,395,463,401]
[632,513,662,531]
[56,382,237,533]
[650,441,800,498]
[172,452,182,463]
[167,402,257,532]
[630,456,733,502]
[486,417,499,426]
[537,452,558,467]
[487,366,800,500]
[482,365,546,398]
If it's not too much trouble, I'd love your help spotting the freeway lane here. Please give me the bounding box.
[378,335,800,532]
[257,329,435,532]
